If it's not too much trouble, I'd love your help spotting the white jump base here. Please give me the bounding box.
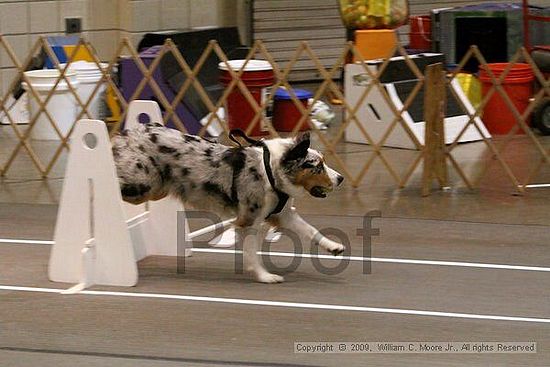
[49,101,236,293]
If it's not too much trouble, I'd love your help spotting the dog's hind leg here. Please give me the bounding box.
[274,206,345,256]
[120,183,153,205]
[238,222,284,284]
[149,189,169,201]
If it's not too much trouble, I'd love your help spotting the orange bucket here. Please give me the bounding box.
[353,30,397,61]
[479,63,534,135]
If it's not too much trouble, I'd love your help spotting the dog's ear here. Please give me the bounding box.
[283,132,310,162]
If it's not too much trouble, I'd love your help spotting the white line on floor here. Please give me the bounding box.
[2,238,550,273]
[192,248,550,273]
[525,184,550,188]
[0,239,54,245]
[1,284,549,324]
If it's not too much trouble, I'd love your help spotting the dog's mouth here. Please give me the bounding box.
[309,186,331,198]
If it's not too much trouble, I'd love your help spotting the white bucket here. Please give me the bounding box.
[23,69,80,140]
[60,61,108,120]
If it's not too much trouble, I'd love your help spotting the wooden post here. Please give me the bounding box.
[422,62,449,197]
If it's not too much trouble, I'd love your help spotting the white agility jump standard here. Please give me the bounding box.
[49,100,235,293]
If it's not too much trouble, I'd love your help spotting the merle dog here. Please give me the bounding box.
[112,125,345,283]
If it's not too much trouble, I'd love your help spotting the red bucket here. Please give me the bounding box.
[219,60,274,136]
[479,63,534,135]
[409,16,431,50]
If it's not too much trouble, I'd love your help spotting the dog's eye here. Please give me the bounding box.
[302,162,315,169]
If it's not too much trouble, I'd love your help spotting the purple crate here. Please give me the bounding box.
[119,45,203,134]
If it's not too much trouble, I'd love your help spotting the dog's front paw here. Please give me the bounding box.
[329,243,345,256]
[320,239,345,256]
[255,272,285,284]
[330,244,345,256]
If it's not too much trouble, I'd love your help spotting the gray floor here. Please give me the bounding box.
[1,126,550,366]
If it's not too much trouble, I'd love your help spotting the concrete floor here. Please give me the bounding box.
[1,124,550,366]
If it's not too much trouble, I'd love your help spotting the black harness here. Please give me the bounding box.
[229,129,289,218]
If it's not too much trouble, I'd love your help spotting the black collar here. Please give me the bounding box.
[229,129,289,218]
[261,142,290,218]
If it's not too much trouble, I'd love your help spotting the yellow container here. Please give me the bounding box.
[456,73,481,110]
[338,0,409,30]
[353,29,397,61]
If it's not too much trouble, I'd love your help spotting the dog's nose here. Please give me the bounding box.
[337,174,344,186]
